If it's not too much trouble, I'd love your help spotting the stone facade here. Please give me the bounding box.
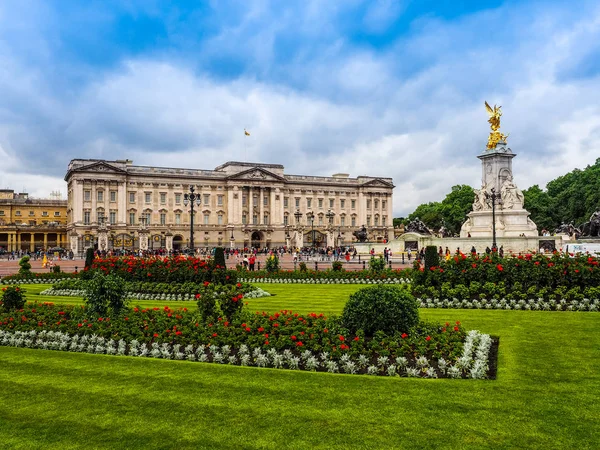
[0,190,68,252]
[65,159,394,253]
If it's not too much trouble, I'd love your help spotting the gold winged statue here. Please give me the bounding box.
[485,101,508,149]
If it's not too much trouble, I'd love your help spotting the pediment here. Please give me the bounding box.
[360,178,394,188]
[227,167,285,182]
[72,161,127,175]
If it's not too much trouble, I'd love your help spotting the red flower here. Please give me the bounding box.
[245,327,251,332]
[77,323,82,327]
[264,340,269,345]
[153,333,159,337]
[472,263,477,268]
[296,341,304,347]
[175,331,182,336]
[291,335,297,341]
[58,311,65,315]
[323,328,328,333]
[353,336,359,341]
[212,333,218,337]
[195,294,201,299]
[454,326,459,331]
[401,333,408,339]
[425,336,431,341]
[496,264,503,271]
[339,335,345,342]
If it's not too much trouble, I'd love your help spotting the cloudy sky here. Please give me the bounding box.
[1,0,599,215]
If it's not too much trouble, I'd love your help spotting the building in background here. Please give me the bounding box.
[65,159,394,253]
[0,190,68,252]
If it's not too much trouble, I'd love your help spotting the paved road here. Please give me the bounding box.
[0,254,413,277]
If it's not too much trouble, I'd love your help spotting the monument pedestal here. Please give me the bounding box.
[461,209,537,238]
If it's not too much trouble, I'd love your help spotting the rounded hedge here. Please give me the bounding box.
[341,285,419,337]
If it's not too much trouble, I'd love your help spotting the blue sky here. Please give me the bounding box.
[1,0,599,215]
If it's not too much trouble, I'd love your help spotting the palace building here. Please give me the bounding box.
[0,190,68,252]
[65,159,394,253]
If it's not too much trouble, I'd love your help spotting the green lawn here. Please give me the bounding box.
[1,284,599,449]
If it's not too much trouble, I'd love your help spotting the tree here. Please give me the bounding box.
[522,185,553,232]
[407,202,443,231]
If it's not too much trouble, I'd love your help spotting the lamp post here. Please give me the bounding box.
[326,209,335,248]
[294,209,303,250]
[486,188,501,251]
[306,211,315,252]
[183,186,201,254]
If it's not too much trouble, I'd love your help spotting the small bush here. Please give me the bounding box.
[18,256,32,274]
[265,255,280,273]
[332,261,343,271]
[84,271,127,316]
[341,285,419,337]
[369,256,386,272]
[424,246,439,269]
[214,247,226,269]
[84,248,95,270]
[298,262,307,272]
[1,286,26,311]
[52,265,61,274]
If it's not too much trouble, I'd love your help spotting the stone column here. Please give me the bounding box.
[91,182,97,223]
[43,233,48,250]
[270,188,276,225]
[118,181,126,224]
[30,233,35,252]
[227,186,235,225]
[17,233,21,251]
[259,187,265,225]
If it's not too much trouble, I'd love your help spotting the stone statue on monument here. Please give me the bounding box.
[500,175,524,209]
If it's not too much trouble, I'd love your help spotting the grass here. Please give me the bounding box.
[1,284,600,449]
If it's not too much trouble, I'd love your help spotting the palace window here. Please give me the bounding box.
[203,194,210,206]
[374,199,379,209]
[382,216,387,226]
[0,211,4,216]
[351,200,356,209]
[242,195,247,206]
[307,198,312,208]
[204,214,209,225]
[382,200,386,210]
[263,214,269,225]
[351,216,356,227]
[109,211,116,225]
[217,195,223,206]
[129,192,136,203]
[283,215,289,226]
[84,190,91,201]
[366,199,371,209]
[252,214,258,225]
[242,214,247,225]
[175,213,181,225]
[84,211,90,225]
[217,214,223,225]
[29,211,34,216]
[366,216,371,226]
[160,213,166,225]
[42,211,48,217]
[110,191,117,202]
[295,198,300,208]
[263,196,268,206]
[97,191,104,202]
[175,193,181,204]
[374,216,379,226]
[15,211,21,216]
[341,216,345,226]
[329,199,334,208]
[253,196,258,207]
[129,213,135,225]
[318,216,323,226]
[340,199,345,209]
[318,199,323,208]
[54,211,60,217]
[284,197,289,208]
[145,193,151,203]
[160,193,166,204]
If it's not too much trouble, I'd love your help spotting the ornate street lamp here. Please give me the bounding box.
[183,186,201,253]
[326,209,335,225]
[485,188,501,251]
[306,211,315,251]
[294,209,302,224]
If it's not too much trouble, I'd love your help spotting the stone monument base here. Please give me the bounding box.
[460,209,537,238]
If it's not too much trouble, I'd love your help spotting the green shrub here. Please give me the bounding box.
[341,285,419,337]
[298,262,307,272]
[424,246,439,269]
[18,256,32,274]
[332,261,343,271]
[85,247,95,269]
[1,286,26,311]
[265,254,280,273]
[214,247,226,269]
[52,265,61,274]
[369,256,385,272]
[84,272,127,316]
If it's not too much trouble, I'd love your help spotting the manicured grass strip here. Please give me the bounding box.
[1,310,599,449]
[7,283,362,314]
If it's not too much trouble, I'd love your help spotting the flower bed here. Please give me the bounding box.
[418,297,599,311]
[88,256,237,283]
[238,268,411,283]
[0,302,496,379]
[39,286,272,301]
[2,273,77,284]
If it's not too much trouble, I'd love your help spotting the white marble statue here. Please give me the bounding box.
[500,176,524,209]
